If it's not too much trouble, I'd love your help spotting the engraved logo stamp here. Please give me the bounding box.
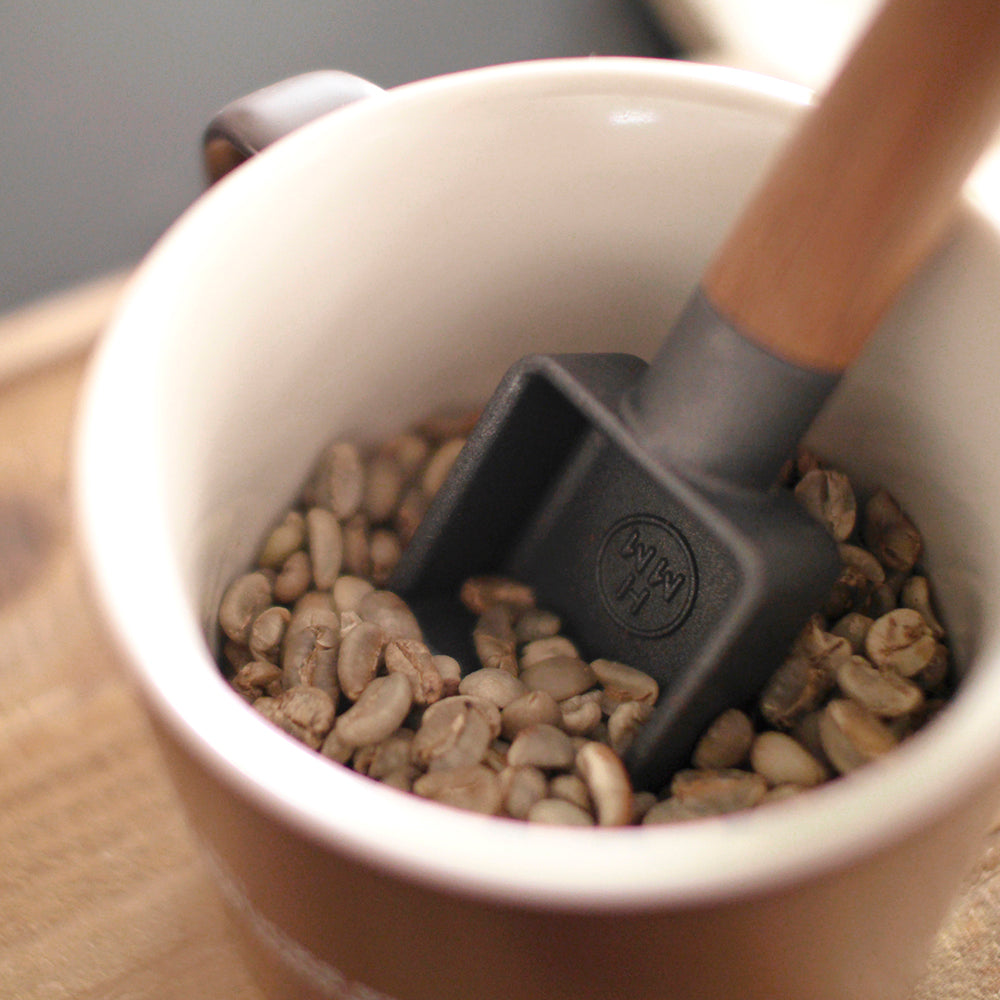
[596,514,698,637]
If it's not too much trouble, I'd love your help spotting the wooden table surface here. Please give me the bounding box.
[0,275,997,999]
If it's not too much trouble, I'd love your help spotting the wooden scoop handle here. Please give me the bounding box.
[704,0,1000,373]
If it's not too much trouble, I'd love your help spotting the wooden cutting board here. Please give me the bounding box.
[0,274,995,999]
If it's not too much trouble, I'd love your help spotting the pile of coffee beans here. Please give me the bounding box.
[217,412,954,826]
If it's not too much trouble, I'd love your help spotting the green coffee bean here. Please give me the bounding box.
[413,764,503,815]
[334,674,413,748]
[258,510,306,569]
[499,765,548,820]
[576,741,633,827]
[222,426,956,827]
[507,724,575,770]
[818,699,898,774]
[219,571,272,643]
[459,667,527,709]
[385,638,442,705]
[412,696,494,771]
[337,621,386,701]
[749,731,828,787]
[520,657,596,701]
[500,691,562,740]
[692,709,755,770]
[526,798,594,826]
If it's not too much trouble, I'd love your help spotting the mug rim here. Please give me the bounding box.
[74,54,1000,910]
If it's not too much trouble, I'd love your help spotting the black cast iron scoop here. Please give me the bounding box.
[387,0,1000,789]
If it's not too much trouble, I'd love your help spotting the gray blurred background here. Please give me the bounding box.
[0,1,682,315]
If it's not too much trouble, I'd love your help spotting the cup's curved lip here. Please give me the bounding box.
[75,55,1000,911]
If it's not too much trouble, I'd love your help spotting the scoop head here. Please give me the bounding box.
[391,351,840,790]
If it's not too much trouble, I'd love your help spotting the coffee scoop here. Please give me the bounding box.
[390,0,1000,789]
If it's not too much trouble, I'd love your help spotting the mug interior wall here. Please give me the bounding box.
[806,209,1000,671]
[111,61,1000,901]
[176,74,807,632]
[176,70,1000,677]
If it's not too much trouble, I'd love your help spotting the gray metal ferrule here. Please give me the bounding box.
[620,288,840,491]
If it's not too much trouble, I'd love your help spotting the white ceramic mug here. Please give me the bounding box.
[75,57,1000,1000]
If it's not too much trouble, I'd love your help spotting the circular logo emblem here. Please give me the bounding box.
[596,514,698,637]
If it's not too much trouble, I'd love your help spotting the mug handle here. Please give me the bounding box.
[202,70,383,184]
